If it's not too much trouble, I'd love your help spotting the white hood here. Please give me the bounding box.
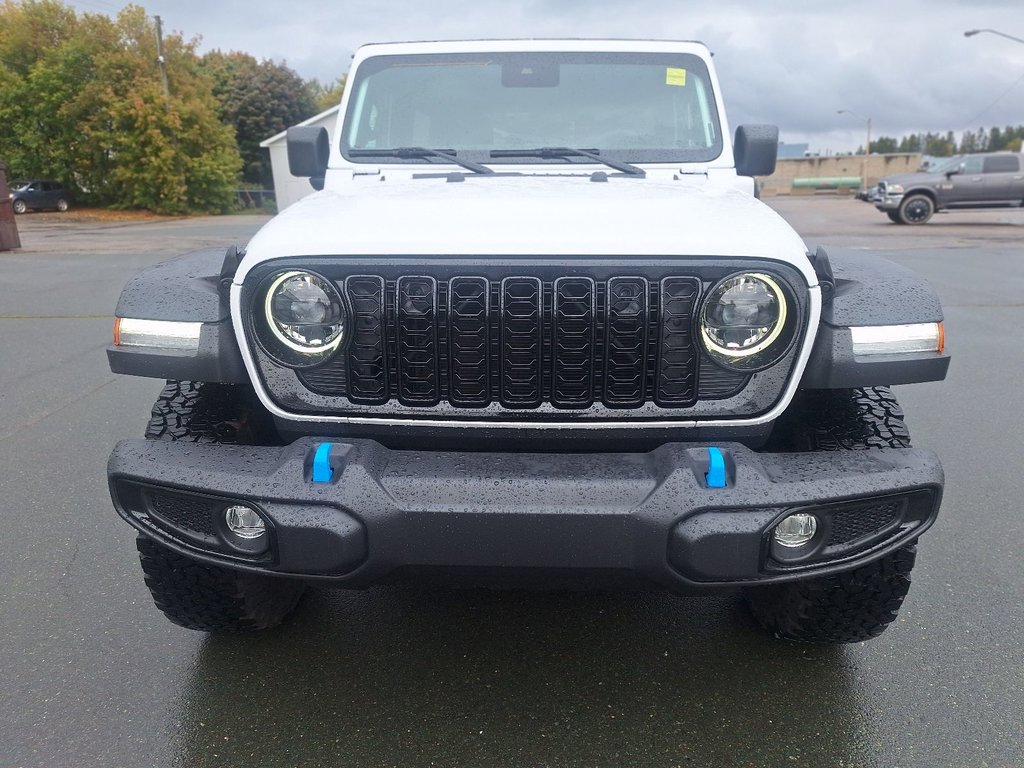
[240,174,814,285]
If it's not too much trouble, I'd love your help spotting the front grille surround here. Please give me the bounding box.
[242,258,809,426]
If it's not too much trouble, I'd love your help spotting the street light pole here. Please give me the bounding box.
[155,15,170,99]
[964,28,1024,46]
[838,109,872,193]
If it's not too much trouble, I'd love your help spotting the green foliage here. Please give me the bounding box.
[0,1,240,214]
[309,75,347,113]
[869,127,1024,158]
[201,51,318,185]
[869,136,898,154]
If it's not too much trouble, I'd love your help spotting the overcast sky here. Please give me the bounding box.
[66,0,1024,152]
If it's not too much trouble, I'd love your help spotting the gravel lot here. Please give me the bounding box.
[1,198,1022,767]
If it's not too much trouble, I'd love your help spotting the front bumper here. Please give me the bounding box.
[875,193,905,211]
[108,438,943,593]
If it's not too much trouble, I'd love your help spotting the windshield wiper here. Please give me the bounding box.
[489,147,645,177]
[348,147,494,175]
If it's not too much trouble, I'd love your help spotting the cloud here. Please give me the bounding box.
[67,0,1024,150]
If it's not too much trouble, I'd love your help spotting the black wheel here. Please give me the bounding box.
[56,198,69,212]
[746,387,918,643]
[137,380,304,632]
[886,210,903,224]
[898,193,934,224]
[12,199,27,214]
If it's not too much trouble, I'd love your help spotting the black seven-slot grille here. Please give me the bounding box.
[295,274,749,410]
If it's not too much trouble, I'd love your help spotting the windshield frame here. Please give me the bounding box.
[339,50,725,167]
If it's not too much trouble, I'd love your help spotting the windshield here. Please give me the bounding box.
[341,52,723,165]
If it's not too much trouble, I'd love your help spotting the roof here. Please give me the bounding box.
[352,39,711,57]
[357,37,706,47]
[260,105,340,148]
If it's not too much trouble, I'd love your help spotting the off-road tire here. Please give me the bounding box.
[747,387,917,643]
[898,193,934,225]
[144,380,275,444]
[765,386,910,453]
[12,199,27,214]
[745,545,917,643]
[886,210,903,224]
[137,536,304,632]
[138,380,304,632]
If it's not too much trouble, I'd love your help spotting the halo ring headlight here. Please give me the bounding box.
[699,272,792,371]
[256,270,346,367]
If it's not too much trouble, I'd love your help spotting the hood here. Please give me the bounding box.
[240,174,814,284]
[880,171,938,187]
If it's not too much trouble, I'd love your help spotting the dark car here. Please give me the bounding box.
[875,152,1024,224]
[9,179,71,214]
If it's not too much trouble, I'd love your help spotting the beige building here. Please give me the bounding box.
[760,153,924,196]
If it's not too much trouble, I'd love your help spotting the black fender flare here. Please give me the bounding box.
[801,249,950,388]
[107,247,247,383]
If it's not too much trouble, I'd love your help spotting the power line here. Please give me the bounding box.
[962,68,1024,129]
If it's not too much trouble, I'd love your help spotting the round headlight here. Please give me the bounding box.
[261,271,345,364]
[700,273,790,370]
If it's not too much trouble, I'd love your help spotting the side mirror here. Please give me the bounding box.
[945,163,964,179]
[734,124,779,177]
[287,126,330,190]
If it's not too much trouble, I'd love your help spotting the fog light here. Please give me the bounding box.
[773,513,818,548]
[225,505,265,539]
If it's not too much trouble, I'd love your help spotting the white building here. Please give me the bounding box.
[260,105,340,211]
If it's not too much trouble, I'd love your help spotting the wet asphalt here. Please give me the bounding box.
[1,200,1022,767]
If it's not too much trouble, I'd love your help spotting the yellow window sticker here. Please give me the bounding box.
[666,67,687,86]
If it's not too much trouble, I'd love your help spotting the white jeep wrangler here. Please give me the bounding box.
[107,40,949,643]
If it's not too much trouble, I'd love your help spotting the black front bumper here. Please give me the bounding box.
[107,438,942,593]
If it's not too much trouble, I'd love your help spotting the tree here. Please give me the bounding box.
[309,75,347,113]
[897,134,922,153]
[0,0,104,182]
[202,51,317,185]
[923,132,955,157]
[870,136,898,154]
[0,1,241,214]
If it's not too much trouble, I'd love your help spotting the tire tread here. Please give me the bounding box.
[748,387,918,643]
[137,380,302,633]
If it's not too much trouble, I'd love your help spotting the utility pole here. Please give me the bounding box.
[155,15,170,98]
[838,109,872,194]
[865,116,872,190]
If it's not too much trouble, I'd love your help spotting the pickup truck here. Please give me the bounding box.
[876,152,1024,223]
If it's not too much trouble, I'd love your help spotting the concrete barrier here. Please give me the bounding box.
[792,177,862,190]
[759,153,922,196]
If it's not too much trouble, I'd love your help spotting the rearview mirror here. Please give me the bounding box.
[287,126,330,190]
[734,124,779,177]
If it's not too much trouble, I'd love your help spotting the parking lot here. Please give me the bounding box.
[1,198,1022,767]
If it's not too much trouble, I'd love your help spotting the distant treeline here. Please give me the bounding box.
[865,127,1024,157]
[0,0,346,214]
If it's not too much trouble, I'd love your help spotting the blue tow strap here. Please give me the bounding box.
[706,447,727,488]
[312,442,334,483]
